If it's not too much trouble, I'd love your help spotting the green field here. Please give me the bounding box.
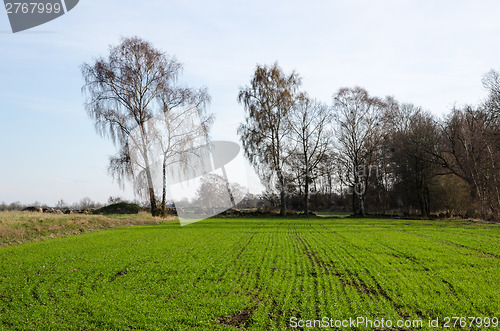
[0,216,499,330]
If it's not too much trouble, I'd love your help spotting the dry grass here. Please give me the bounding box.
[0,211,176,246]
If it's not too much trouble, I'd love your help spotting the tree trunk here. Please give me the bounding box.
[424,186,430,217]
[360,175,367,216]
[221,165,235,206]
[352,185,357,215]
[141,130,157,217]
[279,171,286,216]
[359,194,365,217]
[304,152,310,215]
[418,192,427,218]
[304,170,310,215]
[161,154,167,217]
[417,187,426,218]
[416,173,428,218]
[148,187,157,216]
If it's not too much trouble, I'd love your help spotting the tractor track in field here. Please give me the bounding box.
[30,276,64,306]
[290,229,322,320]
[27,272,64,306]
[220,229,292,327]
[162,232,258,303]
[317,222,494,306]
[289,222,405,319]
[375,240,431,271]
[109,259,152,282]
[217,231,257,282]
[434,238,500,259]
[216,226,305,327]
[247,226,306,324]
[360,222,500,259]
[318,221,494,299]
[399,229,500,259]
[311,223,415,319]
[30,285,42,305]
[306,222,463,320]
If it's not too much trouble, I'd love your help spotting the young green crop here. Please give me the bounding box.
[0,217,498,330]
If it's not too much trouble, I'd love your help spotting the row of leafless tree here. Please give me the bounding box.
[238,63,499,219]
[80,37,498,219]
[0,198,104,211]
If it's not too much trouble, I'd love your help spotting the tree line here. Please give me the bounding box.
[238,63,499,220]
[80,37,499,220]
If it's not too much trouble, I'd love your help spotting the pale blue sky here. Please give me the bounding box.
[1,0,500,205]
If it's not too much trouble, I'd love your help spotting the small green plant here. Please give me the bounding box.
[0,217,498,329]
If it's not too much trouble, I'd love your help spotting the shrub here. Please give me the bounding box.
[93,202,141,215]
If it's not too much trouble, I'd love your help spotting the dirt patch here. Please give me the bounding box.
[218,308,253,329]
[110,268,129,282]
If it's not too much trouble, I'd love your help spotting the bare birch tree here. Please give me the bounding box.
[156,88,212,216]
[238,62,302,216]
[288,96,332,214]
[81,36,211,216]
[332,87,385,216]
